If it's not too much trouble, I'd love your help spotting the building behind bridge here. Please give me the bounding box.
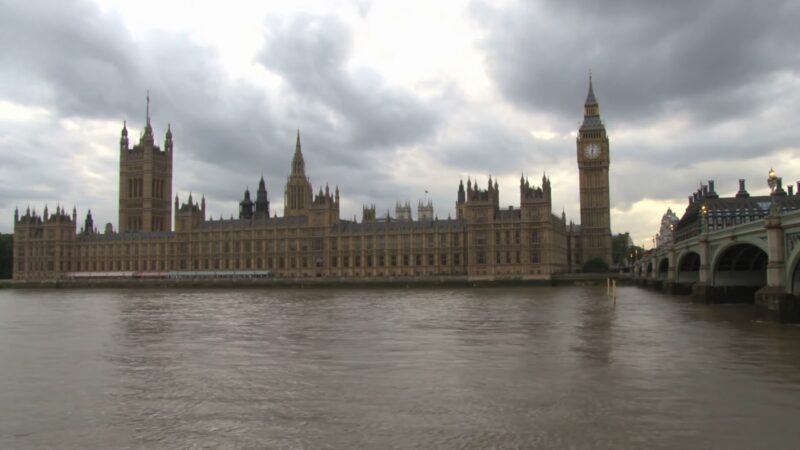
[673,178,800,243]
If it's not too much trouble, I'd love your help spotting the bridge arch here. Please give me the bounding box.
[788,248,800,296]
[657,257,669,280]
[709,239,769,286]
[711,242,767,302]
[676,250,701,283]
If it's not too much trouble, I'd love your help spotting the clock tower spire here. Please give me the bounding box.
[576,74,612,268]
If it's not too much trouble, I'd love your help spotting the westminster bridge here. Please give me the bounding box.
[632,208,800,322]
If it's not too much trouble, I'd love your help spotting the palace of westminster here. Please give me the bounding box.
[12,79,613,281]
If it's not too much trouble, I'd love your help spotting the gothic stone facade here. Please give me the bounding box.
[13,80,610,281]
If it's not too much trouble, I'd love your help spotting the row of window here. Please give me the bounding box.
[19,248,548,274]
[476,250,540,265]
[127,177,167,199]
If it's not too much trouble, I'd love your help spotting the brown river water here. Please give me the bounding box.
[1,286,800,449]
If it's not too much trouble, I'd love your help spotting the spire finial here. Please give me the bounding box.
[585,72,598,106]
[146,90,150,125]
[296,129,301,153]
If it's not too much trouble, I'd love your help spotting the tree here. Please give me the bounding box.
[0,234,12,279]
[612,232,632,266]
[582,257,609,273]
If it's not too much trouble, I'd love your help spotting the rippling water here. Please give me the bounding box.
[2,286,800,449]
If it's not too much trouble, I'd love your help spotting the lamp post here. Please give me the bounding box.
[767,168,779,215]
[768,168,778,193]
[700,204,708,234]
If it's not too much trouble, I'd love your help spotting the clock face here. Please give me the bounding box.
[584,143,601,159]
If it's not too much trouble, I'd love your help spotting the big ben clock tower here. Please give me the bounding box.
[577,75,612,267]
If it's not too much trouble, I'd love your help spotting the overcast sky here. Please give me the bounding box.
[2,0,799,246]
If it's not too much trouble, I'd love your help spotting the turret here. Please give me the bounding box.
[309,181,340,226]
[255,175,270,219]
[120,121,129,151]
[362,204,376,223]
[240,187,254,219]
[418,199,434,221]
[164,123,173,152]
[396,201,412,221]
[175,192,206,232]
[83,210,94,235]
[458,179,465,204]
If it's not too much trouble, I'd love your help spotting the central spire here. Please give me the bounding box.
[291,129,305,176]
[284,129,313,217]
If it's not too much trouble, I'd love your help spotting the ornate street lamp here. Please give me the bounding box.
[700,204,708,234]
[768,168,778,193]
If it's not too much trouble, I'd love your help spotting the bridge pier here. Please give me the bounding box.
[663,281,691,295]
[754,214,800,323]
[755,288,800,323]
[691,283,759,304]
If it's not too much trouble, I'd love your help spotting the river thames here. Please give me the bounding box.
[1,286,800,449]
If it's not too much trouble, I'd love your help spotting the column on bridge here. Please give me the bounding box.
[764,215,786,288]
[690,233,714,303]
[755,212,799,323]
[697,234,710,284]
[667,248,676,283]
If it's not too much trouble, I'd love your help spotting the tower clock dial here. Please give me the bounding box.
[584,143,601,159]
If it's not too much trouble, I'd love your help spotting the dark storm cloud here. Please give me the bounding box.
[472,0,800,126]
[257,14,440,152]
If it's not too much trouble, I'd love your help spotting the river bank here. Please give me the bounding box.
[3,273,631,289]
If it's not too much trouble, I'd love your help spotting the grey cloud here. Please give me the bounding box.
[471,0,800,126]
[258,14,440,152]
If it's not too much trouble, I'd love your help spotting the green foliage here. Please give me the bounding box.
[582,257,609,273]
[612,232,631,265]
[0,234,12,279]
[611,232,645,269]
